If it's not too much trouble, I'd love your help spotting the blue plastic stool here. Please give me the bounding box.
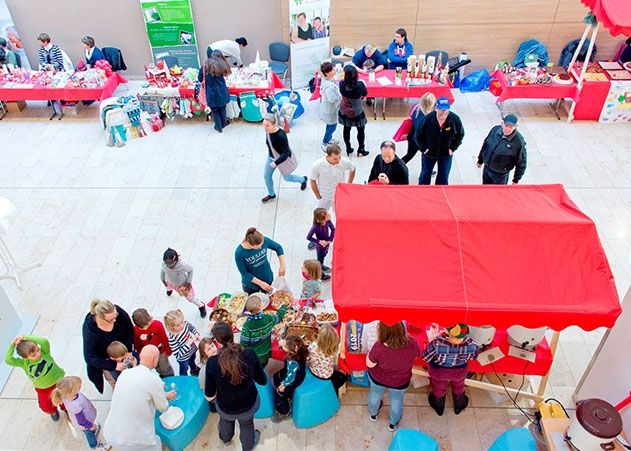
[488,428,537,451]
[254,377,275,419]
[388,429,439,451]
[154,376,209,451]
[292,369,340,429]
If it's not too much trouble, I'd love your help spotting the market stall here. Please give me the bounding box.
[331,184,622,400]
[0,70,126,103]
[359,69,453,120]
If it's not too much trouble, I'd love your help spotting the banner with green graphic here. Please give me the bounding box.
[140,0,200,69]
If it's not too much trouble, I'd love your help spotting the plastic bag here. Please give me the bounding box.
[459,69,491,93]
[271,276,292,294]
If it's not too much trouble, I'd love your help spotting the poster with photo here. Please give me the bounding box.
[289,0,330,88]
[0,0,31,69]
[140,0,200,69]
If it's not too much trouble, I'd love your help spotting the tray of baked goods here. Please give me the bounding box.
[303,299,339,324]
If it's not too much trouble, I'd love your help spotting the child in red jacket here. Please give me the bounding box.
[131,308,174,377]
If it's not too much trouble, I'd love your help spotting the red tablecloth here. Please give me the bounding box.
[179,72,284,98]
[492,70,580,104]
[0,73,127,102]
[570,64,613,121]
[360,70,454,102]
[342,326,553,376]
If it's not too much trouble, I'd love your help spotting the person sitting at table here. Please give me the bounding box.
[352,44,386,74]
[387,28,414,70]
[207,37,248,68]
[80,36,105,68]
[292,12,312,42]
[37,33,68,120]
[368,141,409,185]
[311,17,328,39]
[0,38,17,67]
[422,323,479,416]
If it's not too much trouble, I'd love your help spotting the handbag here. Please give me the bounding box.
[195,68,208,109]
[392,118,413,142]
[267,133,298,176]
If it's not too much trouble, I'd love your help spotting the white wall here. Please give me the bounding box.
[575,286,631,436]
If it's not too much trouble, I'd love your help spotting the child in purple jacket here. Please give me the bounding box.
[306,208,335,281]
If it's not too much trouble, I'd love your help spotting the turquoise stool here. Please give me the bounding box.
[388,429,439,451]
[488,428,537,451]
[292,369,340,429]
[154,376,209,451]
[254,377,275,419]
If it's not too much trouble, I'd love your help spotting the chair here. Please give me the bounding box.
[425,50,449,65]
[162,56,179,68]
[388,429,439,451]
[269,42,290,83]
[239,92,264,122]
[488,428,537,451]
[254,378,275,419]
[292,369,340,429]
[154,376,209,451]
[102,47,127,71]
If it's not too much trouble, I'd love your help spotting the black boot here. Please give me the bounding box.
[453,393,469,415]
[428,393,445,416]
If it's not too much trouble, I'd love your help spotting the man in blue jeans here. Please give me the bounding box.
[416,97,465,185]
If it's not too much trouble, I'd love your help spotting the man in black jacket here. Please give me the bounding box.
[476,114,527,185]
[417,97,465,185]
[368,141,409,185]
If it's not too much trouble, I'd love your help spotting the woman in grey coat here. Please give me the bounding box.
[319,62,342,152]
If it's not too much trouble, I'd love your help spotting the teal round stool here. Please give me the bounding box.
[388,429,439,451]
[488,428,537,451]
[154,376,209,451]
[292,369,340,429]
[254,377,275,419]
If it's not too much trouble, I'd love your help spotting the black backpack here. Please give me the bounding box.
[559,39,597,69]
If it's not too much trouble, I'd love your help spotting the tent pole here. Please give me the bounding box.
[537,330,560,397]
[568,23,600,122]
[567,24,591,74]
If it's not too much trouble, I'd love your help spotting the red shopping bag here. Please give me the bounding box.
[489,79,503,97]
[392,118,413,142]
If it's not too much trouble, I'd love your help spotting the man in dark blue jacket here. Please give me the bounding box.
[352,44,386,74]
[476,114,527,185]
[387,28,414,70]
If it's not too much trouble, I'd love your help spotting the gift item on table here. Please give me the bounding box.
[94,60,113,77]
[68,69,106,88]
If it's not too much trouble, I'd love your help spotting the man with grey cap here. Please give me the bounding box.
[476,114,527,185]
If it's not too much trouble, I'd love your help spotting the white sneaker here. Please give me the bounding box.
[321,143,328,153]
[95,442,111,451]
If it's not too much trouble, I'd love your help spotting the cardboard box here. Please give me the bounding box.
[6,101,26,112]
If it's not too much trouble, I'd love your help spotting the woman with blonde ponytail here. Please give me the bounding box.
[52,376,110,450]
[82,298,134,393]
[204,322,267,450]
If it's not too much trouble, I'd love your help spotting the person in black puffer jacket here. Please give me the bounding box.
[476,114,527,185]
[416,97,464,185]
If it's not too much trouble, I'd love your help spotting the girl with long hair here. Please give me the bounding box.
[198,49,231,132]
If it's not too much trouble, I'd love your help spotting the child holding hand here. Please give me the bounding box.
[306,208,334,280]
[164,309,201,376]
[4,335,65,421]
[161,247,207,318]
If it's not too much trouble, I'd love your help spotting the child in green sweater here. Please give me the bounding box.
[240,295,287,366]
[4,335,66,421]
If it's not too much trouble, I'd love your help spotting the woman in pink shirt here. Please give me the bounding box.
[365,321,420,432]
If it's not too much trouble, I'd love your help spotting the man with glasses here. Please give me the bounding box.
[368,141,409,185]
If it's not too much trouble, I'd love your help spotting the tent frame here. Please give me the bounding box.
[566,21,600,122]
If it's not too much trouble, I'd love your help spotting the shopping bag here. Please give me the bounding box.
[392,117,413,142]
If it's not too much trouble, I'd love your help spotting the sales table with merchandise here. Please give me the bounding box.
[178,71,284,98]
[491,69,580,116]
[359,70,454,119]
[0,73,127,102]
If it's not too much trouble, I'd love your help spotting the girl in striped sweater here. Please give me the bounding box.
[164,309,201,376]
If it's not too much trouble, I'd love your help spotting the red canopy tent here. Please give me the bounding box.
[332,184,621,331]
[581,0,631,36]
